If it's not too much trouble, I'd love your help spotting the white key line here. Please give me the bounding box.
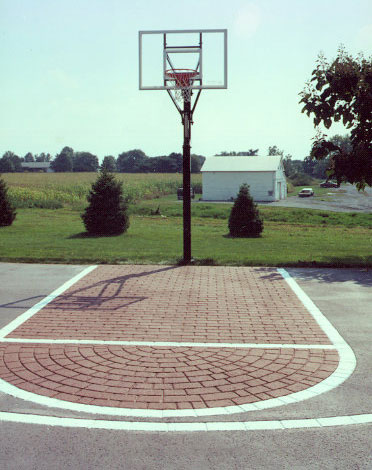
[0,337,337,349]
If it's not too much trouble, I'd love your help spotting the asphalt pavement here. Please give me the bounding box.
[0,263,371,470]
[264,183,372,213]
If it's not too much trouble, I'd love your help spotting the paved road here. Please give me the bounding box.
[0,263,371,470]
[264,184,372,213]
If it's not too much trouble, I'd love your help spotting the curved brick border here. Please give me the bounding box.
[0,266,357,419]
[0,343,338,410]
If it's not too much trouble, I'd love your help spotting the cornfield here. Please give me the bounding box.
[2,172,202,209]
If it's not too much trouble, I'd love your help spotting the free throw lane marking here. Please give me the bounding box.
[0,267,358,420]
[0,338,338,348]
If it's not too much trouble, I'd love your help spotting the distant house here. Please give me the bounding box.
[200,156,287,202]
[21,162,53,173]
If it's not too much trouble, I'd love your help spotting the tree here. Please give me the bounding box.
[0,151,22,172]
[35,152,51,162]
[101,156,117,172]
[51,147,74,172]
[267,146,294,176]
[0,175,16,226]
[282,155,294,177]
[302,156,318,176]
[299,46,372,189]
[267,146,283,156]
[117,149,148,172]
[0,156,15,172]
[24,152,34,162]
[228,184,263,238]
[168,152,183,172]
[290,172,314,186]
[307,155,332,179]
[330,134,353,154]
[81,170,129,235]
[191,154,206,173]
[73,152,99,172]
[291,160,306,175]
[145,153,182,173]
[149,156,175,173]
[302,135,352,181]
[216,149,259,156]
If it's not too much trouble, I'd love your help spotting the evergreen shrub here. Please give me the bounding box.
[81,171,129,235]
[228,184,263,237]
[0,175,16,226]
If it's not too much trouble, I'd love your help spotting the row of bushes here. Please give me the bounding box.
[81,174,263,238]
[1,172,263,239]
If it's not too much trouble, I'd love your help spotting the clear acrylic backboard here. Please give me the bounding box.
[138,29,227,91]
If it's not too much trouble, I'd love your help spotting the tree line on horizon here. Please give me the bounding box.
[0,148,206,174]
[0,134,352,182]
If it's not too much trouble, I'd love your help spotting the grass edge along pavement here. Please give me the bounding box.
[0,208,370,267]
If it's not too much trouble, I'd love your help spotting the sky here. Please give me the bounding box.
[1,0,371,162]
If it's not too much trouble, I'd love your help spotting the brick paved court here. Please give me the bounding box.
[0,266,339,410]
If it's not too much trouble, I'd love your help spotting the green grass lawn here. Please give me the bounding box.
[1,174,370,267]
[0,208,370,267]
[135,195,371,228]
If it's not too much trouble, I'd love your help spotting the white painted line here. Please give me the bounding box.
[0,265,97,339]
[280,418,320,429]
[0,267,358,420]
[206,422,247,431]
[168,422,208,432]
[350,414,372,424]
[277,268,353,348]
[244,420,284,430]
[316,416,356,426]
[0,338,337,349]
[0,411,370,431]
[278,268,357,392]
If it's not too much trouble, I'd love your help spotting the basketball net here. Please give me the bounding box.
[165,69,198,103]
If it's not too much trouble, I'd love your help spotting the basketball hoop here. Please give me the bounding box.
[165,69,198,102]
[139,29,228,263]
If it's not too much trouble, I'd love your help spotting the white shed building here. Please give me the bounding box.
[201,156,287,202]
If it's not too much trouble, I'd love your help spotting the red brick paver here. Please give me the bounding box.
[7,266,331,344]
[0,343,339,409]
[0,266,339,410]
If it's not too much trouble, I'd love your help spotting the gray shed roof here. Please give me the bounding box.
[201,156,283,172]
[21,162,51,168]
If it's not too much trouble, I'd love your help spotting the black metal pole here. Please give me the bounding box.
[182,99,192,264]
